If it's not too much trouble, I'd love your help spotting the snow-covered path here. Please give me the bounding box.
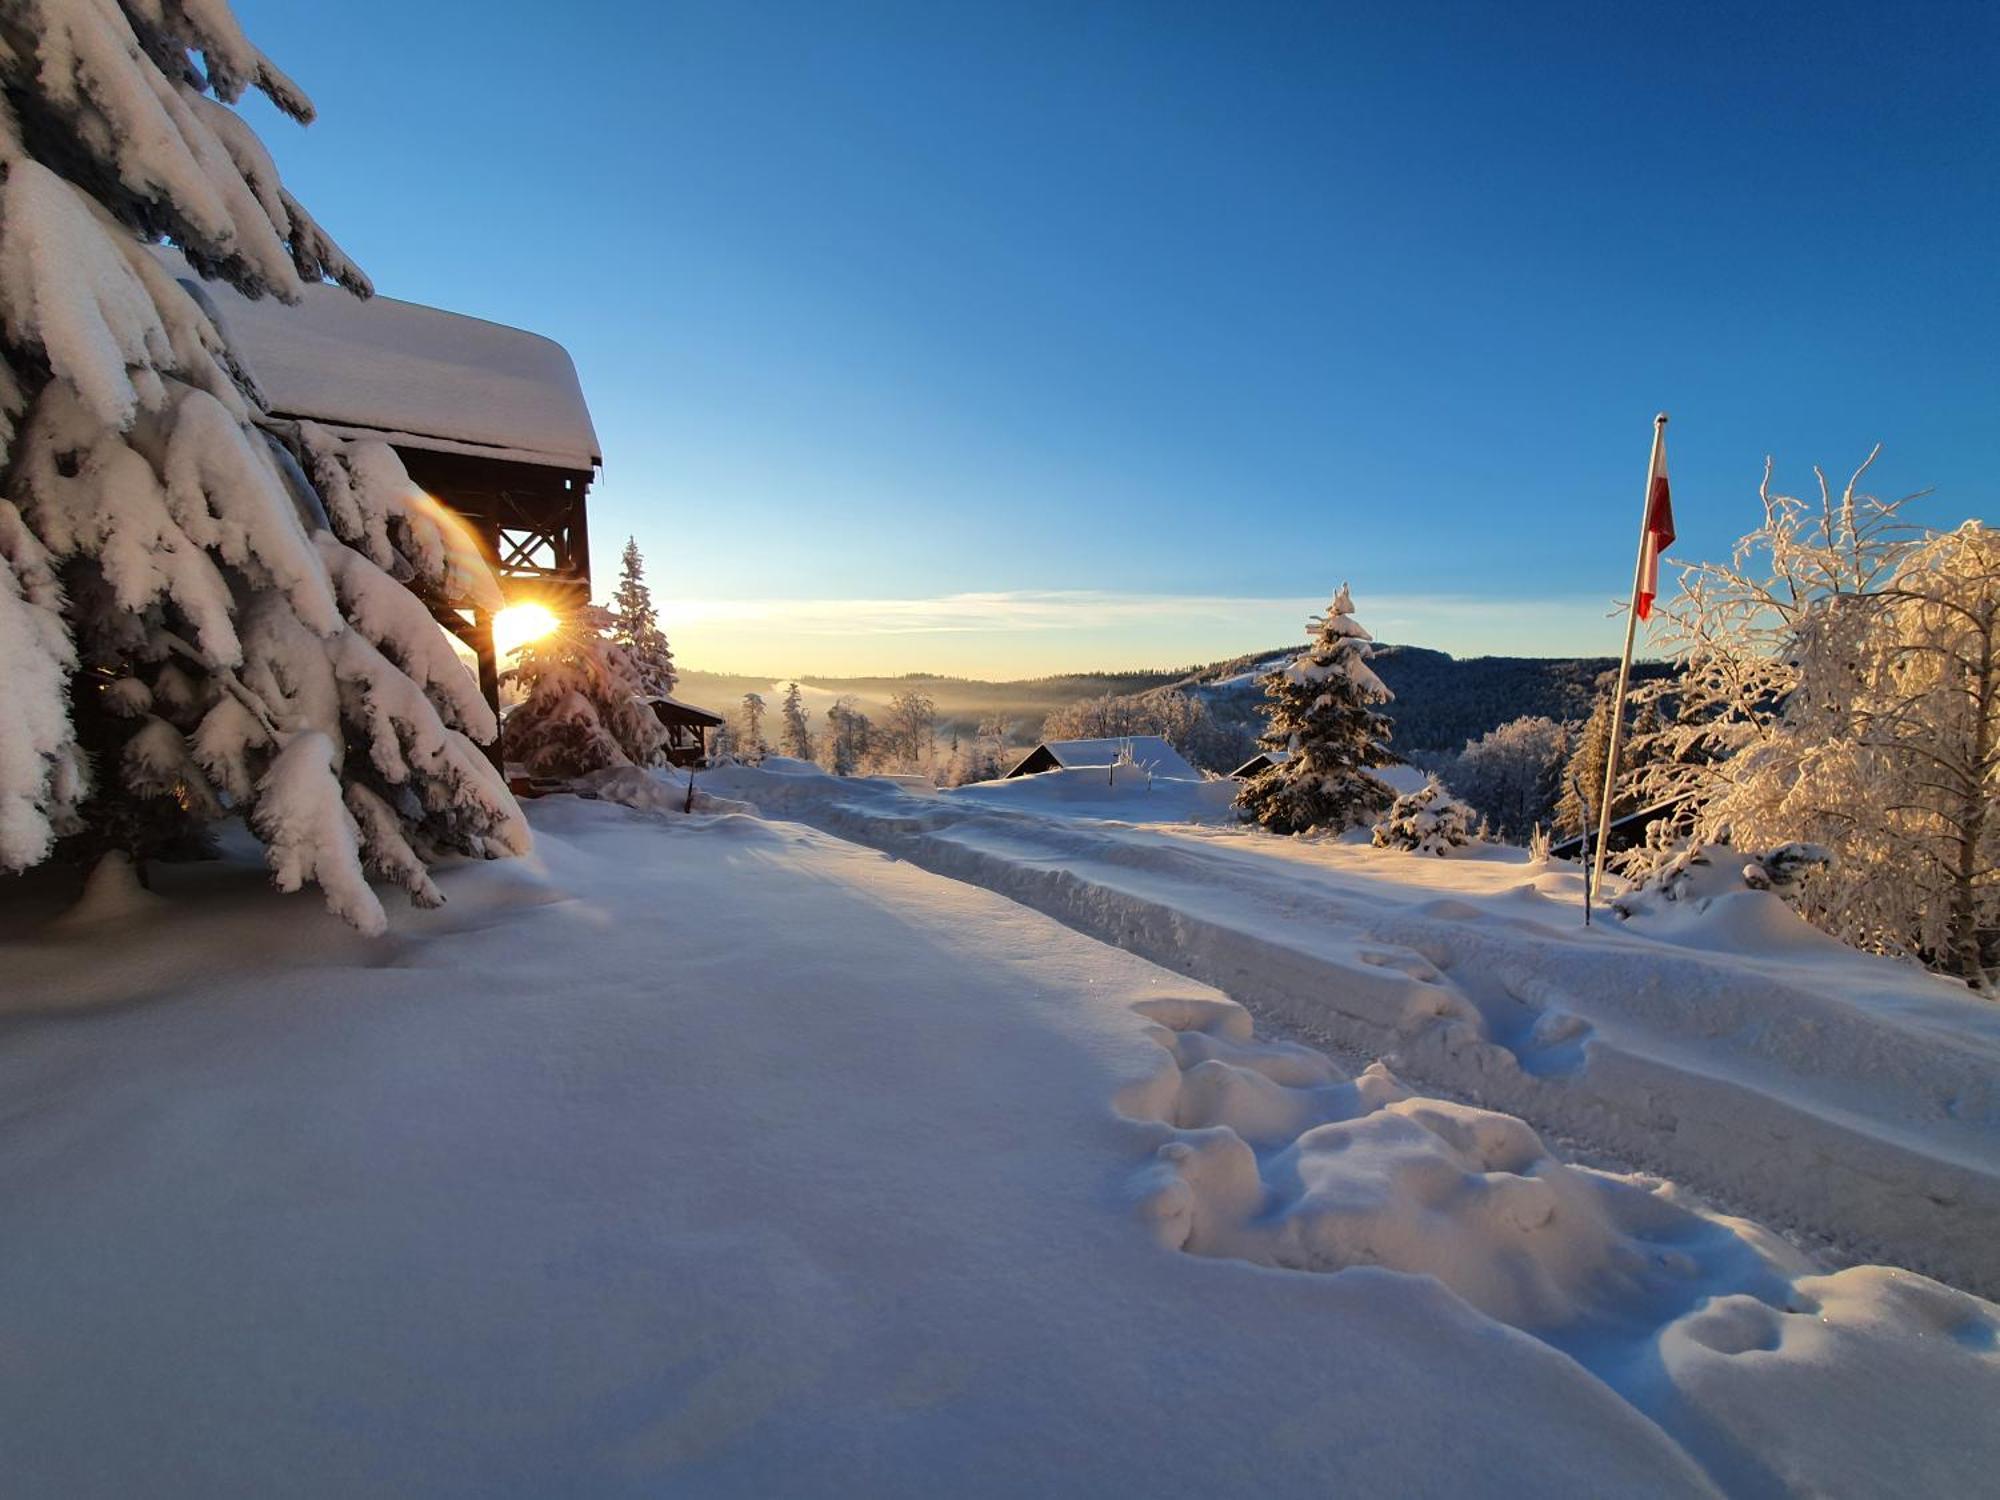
[700,763,2000,1296]
[0,801,1727,1498]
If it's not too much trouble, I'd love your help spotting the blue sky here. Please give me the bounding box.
[235,0,1996,675]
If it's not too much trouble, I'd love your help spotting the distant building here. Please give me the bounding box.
[1003,736,1199,781]
[649,696,727,768]
[1228,750,1290,779]
[1548,798,1689,863]
[158,248,600,722]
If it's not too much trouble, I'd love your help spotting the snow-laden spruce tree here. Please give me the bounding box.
[738,691,766,763]
[1554,686,1663,837]
[1236,584,1397,834]
[779,681,812,760]
[0,0,526,932]
[501,607,666,778]
[609,536,674,698]
[1372,777,1478,856]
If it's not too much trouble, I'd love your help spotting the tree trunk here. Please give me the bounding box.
[1948,604,1997,989]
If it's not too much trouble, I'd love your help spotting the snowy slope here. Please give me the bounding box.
[0,804,1722,1499]
[1,797,1995,1495]
[702,763,2000,1295]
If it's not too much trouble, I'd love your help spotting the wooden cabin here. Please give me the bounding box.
[161,250,600,723]
[650,696,726,769]
[1228,750,1288,779]
[1003,736,1200,781]
[1548,798,1689,863]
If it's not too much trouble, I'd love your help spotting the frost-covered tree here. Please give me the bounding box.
[883,687,936,771]
[0,0,526,932]
[1445,714,1567,840]
[779,681,812,761]
[501,607,665,778]
[1622,453,2000,987]
[1693,523,1998,987]
[1372,778,1479,856]
[609,537,674,699]
[822,696,873,777]
[943,713,1009,786]
[1625,449,1918,844]
[707,717,737,766]
[738,691,766,763]
[1236,584,1397,834]
[1040,686,1247,772]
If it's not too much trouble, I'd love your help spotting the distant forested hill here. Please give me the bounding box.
[1367,647,1676,752]
[1177,645,1674,754]
[676,647,1673,758]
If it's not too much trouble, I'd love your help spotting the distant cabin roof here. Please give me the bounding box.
[1007,736,1199,781]
[647,695,726,727]
[154,249,601,472]
[1228,750,1289,779]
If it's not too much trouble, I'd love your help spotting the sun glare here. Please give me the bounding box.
[493,602,559,658]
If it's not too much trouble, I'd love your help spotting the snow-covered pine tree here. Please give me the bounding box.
[0,0,526,932]
[739,691,766,763]
[1554,685,1664,837]
[609,536,674,699]
[1372,777,1479,856]
[501,607,666,778]
[1235,584,1397,834]
[1553,687,1612,837]
[779,681,812,760]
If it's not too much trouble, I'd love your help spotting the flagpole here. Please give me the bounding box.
[1590,412,1668,909]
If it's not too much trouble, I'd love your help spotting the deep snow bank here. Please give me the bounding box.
[1124,993,2000,1498]
[697,763,2000,1296]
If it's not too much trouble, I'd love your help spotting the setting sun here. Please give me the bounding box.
[492,602,558,658]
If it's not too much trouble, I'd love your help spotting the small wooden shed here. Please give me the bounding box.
[1003,736,1200,781]
[1548,798,1689,863]
[650,697,726,768]
[1228,750,1289,779]
[164,249,600,721]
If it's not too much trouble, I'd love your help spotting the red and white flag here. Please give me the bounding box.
[1635,432,1676,620]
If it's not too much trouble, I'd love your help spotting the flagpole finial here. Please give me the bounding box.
[1655,412,1669,425]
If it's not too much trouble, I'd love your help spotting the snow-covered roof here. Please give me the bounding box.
[647,694,726,726]
[154,248,600,471]
[1030,736,1200,780]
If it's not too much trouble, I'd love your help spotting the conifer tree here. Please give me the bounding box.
[501,607,665,778]
[739,691,766,762]
[1555,683,1665,837]
[1554,687,1615,838]
[609,537,675,698]
[779,681,813,761]
[0,0,525,931]
[1236,584,1397,834]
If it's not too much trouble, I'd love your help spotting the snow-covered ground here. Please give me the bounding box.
[702,762,2000,1296]
[2,787,1996,1496]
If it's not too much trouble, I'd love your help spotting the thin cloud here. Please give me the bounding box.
[666,589,1613,640]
